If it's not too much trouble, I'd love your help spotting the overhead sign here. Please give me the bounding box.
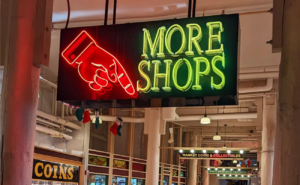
[179,153,243,159]
[32,159,80,183]
[207,169,251,174]
[58,14,239,108]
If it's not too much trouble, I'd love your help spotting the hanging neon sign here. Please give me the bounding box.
[58,14,238,108]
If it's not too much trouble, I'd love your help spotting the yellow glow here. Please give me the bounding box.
[211,53,225,90]
[137,60,152,93]
[192,57,210,90]
[185,24,203,56]
[172,58,193,91]
[206,22,224,56]
[151,60,172,92]
[165,24,186,57]
[142,27,166,59]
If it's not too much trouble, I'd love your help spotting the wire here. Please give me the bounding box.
[65,0,70,29]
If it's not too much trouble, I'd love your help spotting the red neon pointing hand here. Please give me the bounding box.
[61,31,137,98]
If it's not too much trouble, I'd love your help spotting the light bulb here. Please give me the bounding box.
[223,168,225,171]
[201,115,211,124]
[238,168,241,171]
[203,149,207,153]
[215,150,219,153]
[235,175,238,177]
[207,168,210,170]
[223,174,226,177]
[242,175,244,177]
[229,175,232,177]
[217,174,219,176]
[179,149,183,153]
[240,150,244,154]
[248,175,250,177]
[230,168,233,171]
[191,149,195,153]
[227,150,231,154]
[215,168,218,171]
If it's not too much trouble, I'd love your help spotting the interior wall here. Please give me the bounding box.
[209,174,229,185]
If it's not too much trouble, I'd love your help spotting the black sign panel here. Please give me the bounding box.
[58,14,239,108]
[32,159,80,183]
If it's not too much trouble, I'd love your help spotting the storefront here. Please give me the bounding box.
[32,147,83,185]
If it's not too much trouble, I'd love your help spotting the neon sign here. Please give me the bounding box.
[58,14,238,107]
[138,22,225,93]
[61,31,137,97]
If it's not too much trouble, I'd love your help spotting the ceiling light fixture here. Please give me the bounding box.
[213,120,221,140]
[201,107,211,124]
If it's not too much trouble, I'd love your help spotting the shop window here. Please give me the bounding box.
[171,183,178,185]
[163,176,169,185]
[180,171,185,177]
[88,155,109,167]
[132,163,146,172]
[114,122,128,156]
[88,174,108,185]
[172,169,178,176]
[131,179,145,185]
[133,123,146,159]
[89,118,108,152]
[112,176,127,185]
[113,160,128,169]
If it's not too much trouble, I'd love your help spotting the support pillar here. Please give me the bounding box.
[197,135,202,185]
[201,159,210,185]
[145,108,162,185]
[275,0,300,184]
[1,0,43,184]
[188,133,198,184]
[261,94,276,185]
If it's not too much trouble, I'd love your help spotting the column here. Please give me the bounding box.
[188,133,198,184]
[275,0,300,184]
[261,94,276,185]
[197,135,202,185]
[145,108,161,185]
[1,0,42,184]
[201,159,209,185]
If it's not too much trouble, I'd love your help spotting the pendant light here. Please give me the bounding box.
[201,107,211,124]
[223,124,227,148]
[213,120,221,140]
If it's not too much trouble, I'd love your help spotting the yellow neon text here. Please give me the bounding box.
[165,24,186,57]
[142,27,166,59]
[211,53,225,90]
[151,60,172,92]
[137,60,151,93]
[206,22,224,56]
[192,57,210,90]
[172,58,193,92]
[185,24,203,56]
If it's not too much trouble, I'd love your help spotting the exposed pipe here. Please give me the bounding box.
[36,117,72,132]
[37,110,82,130]
[239,78,273,93]
[175,113,257,121]
[36,124,73,140]
[92,112,256,123]
[239,72,278,80]
[53,3,272,29]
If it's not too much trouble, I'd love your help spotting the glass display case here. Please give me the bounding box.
[32,180,78,185]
